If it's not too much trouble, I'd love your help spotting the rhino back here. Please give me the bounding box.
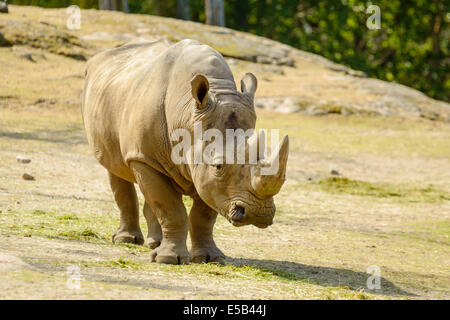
[82,39,236,185]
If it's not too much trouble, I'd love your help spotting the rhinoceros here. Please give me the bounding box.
[82,39,289,264]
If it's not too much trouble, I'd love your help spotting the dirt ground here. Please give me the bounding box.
[0,107,448,299]
[0,5,449,300]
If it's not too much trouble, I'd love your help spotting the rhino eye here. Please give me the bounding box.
[215,164,223,170]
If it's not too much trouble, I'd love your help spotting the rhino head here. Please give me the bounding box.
[186,72,289,229]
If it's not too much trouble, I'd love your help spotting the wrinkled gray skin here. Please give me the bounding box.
[82,39,289,264]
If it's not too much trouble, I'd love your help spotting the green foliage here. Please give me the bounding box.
[9,0,449,101]
[128,0,177,17]
[9,0,98,8]
[221,0,449,102]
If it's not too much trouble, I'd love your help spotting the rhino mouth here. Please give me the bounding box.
[227,201,274,228]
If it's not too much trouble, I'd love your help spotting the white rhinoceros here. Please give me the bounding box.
[82,39,289,264]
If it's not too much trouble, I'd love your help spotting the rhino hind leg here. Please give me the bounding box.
[143,201,162,249]
[108,171,145,245]
[189,197,226,265]
[130,161,190,265]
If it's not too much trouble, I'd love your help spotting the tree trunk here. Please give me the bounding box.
[177,0,191,20]
[430,0,444,67]
[99,0,129,13]
[205,0,225,26]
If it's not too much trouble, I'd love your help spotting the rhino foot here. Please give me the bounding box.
[111,230,144,245]
[144,236,161,249]
[149,241,190,265]
[190,245,226,265]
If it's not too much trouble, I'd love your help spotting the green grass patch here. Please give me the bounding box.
[57,214,79,221]
[318,177,402,197]
[82,257,308,283]
[311,177,450,203]
[0,209,117,244]
[182,195,194,210]
[32,210,48,215]
[57,228,101,240]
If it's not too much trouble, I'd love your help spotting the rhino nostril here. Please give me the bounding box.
[231,205,245,221]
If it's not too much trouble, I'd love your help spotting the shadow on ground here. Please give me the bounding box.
[228,257,416,297]
[0,127,86,145]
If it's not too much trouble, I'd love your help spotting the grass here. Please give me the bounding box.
[256,110,450,158]
[57,214,79,220]
[82,257,306,282]
[0,209,114,244]
[28,256,375,299]
[1,108,449,299]
[309,177,450,203]
[0,195,195,244]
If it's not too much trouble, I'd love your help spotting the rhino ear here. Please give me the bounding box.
[191,74,210,108]
[240,73,257,100]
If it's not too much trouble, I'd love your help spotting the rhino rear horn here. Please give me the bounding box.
[191,74,209,108]
[240,73,257,100]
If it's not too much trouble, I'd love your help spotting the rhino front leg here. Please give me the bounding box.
[143,201,162,249]
[189,197,225,265]
[131,161,189,265]
[108,171,144,245]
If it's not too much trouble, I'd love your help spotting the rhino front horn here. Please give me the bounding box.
[251,134,289,199]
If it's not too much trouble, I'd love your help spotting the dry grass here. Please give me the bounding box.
[1,105,449,299]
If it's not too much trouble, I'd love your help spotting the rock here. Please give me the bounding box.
[81,32,135,42]
[0,2,8,14]
[255,96,389,117]
[329,65,367,77]
[12,46,35,62]
[225,58,237,66]
[305,106,329,116]
[330,169,340,175]
[261,65,285,75]
[156,18,295,66]
[277,57,295,67]
[0,19,91,60]
[17,156,31,164]
[0,33,11,46]
[22,173,35,181]
[256,56,274,65]
[256,96,317,114]
[255,97,302,113]
[1,6,448,121]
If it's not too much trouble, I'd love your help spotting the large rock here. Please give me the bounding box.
[256,89,450,120]
[1,5,449,120]
[0,19,91,60]
[133,17,295,66]
[0,2,8,14]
